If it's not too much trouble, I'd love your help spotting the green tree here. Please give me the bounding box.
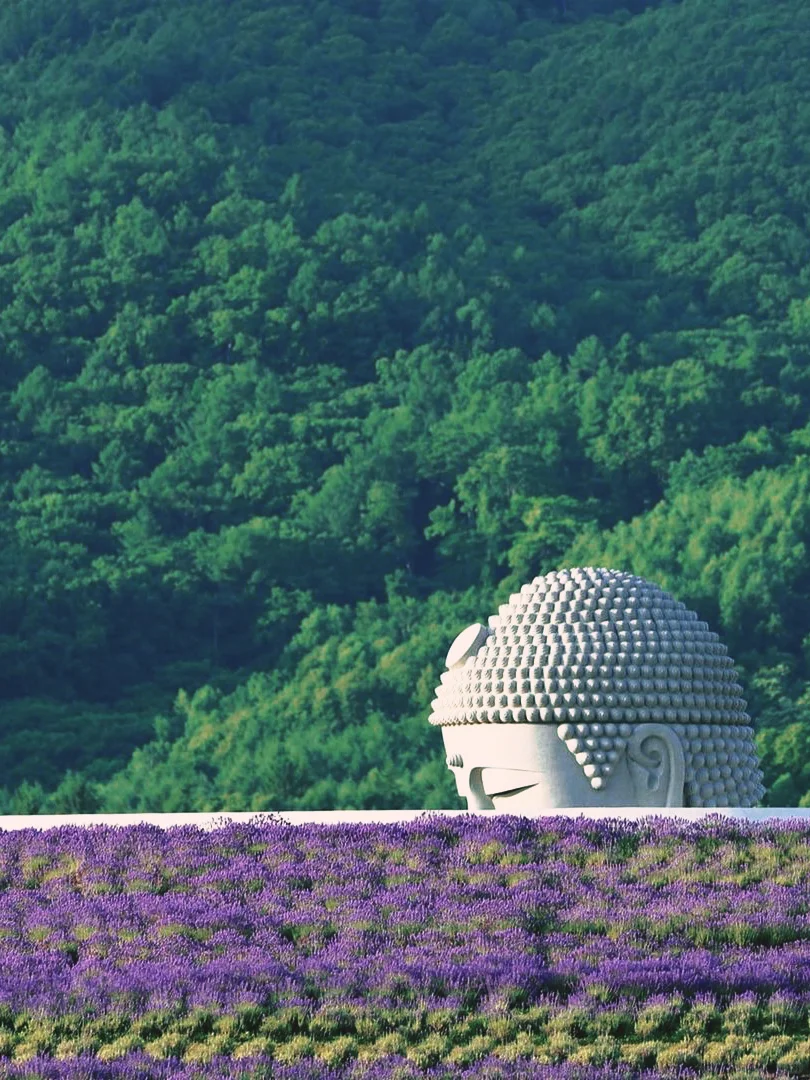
[44,770,102,814]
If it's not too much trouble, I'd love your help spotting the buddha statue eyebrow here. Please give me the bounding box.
[430,567,765,809]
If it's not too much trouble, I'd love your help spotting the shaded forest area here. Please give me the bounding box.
[0,0,808,814]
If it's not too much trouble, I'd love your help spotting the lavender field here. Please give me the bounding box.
[0,814,809,1079]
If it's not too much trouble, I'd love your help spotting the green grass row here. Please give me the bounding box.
[7,916,810,951]
[5,1001,810,1073]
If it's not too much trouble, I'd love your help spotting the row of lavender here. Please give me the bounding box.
[1,814,810,1078]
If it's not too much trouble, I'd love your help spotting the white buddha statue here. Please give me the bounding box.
[429,567,765,810]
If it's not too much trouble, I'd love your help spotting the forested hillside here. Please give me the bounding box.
[0,0,808,813]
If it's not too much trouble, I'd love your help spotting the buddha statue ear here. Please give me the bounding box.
[625,723,686,807]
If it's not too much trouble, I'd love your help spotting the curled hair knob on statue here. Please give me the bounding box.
[430,567,765,810]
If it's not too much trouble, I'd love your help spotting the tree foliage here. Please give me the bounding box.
[0,0,807,811]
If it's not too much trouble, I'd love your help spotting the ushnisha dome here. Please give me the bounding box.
[430,567,765,807]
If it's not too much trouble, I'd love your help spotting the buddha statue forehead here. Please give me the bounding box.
[430,566,765,808]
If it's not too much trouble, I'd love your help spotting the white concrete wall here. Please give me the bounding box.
[0,808,809,830]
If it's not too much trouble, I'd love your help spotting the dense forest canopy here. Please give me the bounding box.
[0,0,808,813]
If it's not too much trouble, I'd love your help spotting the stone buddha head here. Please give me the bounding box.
[429,567,765,811]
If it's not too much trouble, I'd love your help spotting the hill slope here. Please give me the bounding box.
[0,0,809,812]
